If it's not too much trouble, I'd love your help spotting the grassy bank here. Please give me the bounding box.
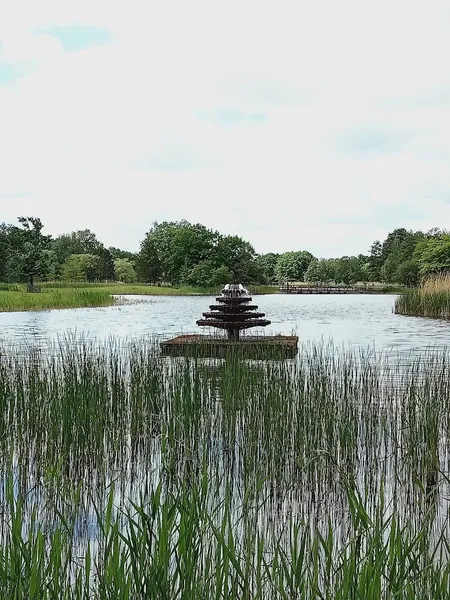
[0,283,279,312]
[40,281,279,295]
[395,274,450,318]
[0,338,449,597]
[0,289,114,312]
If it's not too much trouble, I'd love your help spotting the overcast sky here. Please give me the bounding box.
[0,0,449,257]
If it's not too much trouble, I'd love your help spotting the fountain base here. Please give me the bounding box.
[160,334,298,359]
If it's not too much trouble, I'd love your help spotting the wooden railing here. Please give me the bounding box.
[279,284,380,294]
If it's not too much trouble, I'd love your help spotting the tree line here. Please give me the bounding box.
[0,217,449,287]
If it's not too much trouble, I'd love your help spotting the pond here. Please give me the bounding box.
[1,293,449,355]
[1,293,450,595]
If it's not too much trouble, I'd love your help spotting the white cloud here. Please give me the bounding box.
[0,0,450,256]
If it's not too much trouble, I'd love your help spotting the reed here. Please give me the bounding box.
[40,282,219,295]
[0,338,449,597]
[0,289,113,312]
[0,283,279,313]
[40,282,279,295]
[395,273,450,318]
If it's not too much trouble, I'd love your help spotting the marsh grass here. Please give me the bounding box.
[0,289,113,312]
[395,274,450,318]
[40,281,219,295]
[0,282,279,312]
[41,282,279,295]
[0,338,449,597]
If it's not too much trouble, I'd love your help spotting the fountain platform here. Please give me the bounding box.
[160,334,299,359]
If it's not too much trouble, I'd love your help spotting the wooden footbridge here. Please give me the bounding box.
[279,284,380,294]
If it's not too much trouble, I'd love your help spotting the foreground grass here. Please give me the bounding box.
[1,475,448,599]
[0,338,449,597]
[0,289,113,312]
[396,274,450,318]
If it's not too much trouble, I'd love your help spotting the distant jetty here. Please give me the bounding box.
[279,284,382,294]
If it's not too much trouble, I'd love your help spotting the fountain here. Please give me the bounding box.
[196,284,271,341]
[161,283,298,358]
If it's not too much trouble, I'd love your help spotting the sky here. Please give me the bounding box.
[0,0,449,257]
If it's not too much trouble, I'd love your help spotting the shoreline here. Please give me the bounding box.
[0,284,402,313]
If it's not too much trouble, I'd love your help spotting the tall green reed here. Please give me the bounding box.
[1,338,450,597]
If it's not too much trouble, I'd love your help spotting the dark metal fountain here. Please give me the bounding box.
[196,283,271,340]
[160,282,298,358]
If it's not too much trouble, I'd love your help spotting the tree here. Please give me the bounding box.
[378,229,425,282]
[138,221,217,284]
[109,247,137,263]
[114,258,137,283]
[334,256,362,285]
[255,253,279,283]
[304,259,320,283]
[41,249,60,280]
[96,248,115,281]
[137,236,162,284]
[137,221,261,285]
[368,240,383,280]
[185,260,216,287]
[8,217,51,287]
[61,254,100,281]
[275,251,315,282]
[0,223,9,282]
[215,235,258,284]
[211,265,234,286]
[381,228,410,263]
[51,229,102,263]
[414,236,450,276]
[395,260,420,286]
[304,258,335,284]
[185,261,234,287]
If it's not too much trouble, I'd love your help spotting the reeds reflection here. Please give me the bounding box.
[0,337,449,597]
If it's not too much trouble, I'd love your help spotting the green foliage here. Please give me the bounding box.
[304,256,368,285]
[61,254,101,282]
[96,247,115,281]
[137,235,162,284]
[108,246,137,262]
[214,234,259,283]
[50,231,116,281]
[366,229,428,284]
[334,256,363,285]
[185,260,233,287]
[368,240,383,280]
[304,258,335,283]
[7,217,51,286]
[275,251,315,282]
[0,215,448,288]
[0,222,9,282]
[137,221,260,286]
[114,258,137,283]
[255,252,279,283]
[414,235,450,276]
[394,260,420,287]
[51,229,103,261]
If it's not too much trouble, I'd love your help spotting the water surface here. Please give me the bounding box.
[1,293,449,355]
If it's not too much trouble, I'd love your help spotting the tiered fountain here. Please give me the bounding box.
[161,283,298,358]
[196,284,270,340]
